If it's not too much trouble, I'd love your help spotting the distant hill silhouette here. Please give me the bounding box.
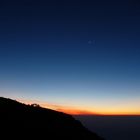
[0,97,104,140]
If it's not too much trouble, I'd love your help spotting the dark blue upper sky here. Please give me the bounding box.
[0,0,140,114]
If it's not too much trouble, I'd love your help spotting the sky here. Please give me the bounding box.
[0,0,140,115]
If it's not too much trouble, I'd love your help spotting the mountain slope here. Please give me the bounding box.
[0,97,104,140]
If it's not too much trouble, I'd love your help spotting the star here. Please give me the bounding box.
[88,40,96,45]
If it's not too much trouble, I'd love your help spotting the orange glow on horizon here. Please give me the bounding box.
[55,108,99,115]
[17,98,140,116]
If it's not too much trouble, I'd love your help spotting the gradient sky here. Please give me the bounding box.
[0,0,140,115]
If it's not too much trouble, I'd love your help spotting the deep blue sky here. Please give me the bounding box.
[0,0,140,114]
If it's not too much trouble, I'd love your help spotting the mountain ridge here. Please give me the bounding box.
[0,97,104,140]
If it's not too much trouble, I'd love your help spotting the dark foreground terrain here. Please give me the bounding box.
[0,97,104,140]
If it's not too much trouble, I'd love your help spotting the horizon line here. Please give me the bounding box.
[1,96,140,116]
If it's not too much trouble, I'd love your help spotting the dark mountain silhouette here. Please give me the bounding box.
[0,97,104,140]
